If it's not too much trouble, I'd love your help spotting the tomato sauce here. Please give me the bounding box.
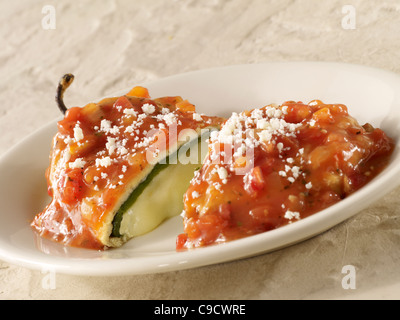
[177,100,394,249]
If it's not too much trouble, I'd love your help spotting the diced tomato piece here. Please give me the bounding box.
[251,166,265,190]
[185,218,202,239]
[370,128,393,155]
[328,104,348,114]
[58,107,82,135]
[126,86,150,98]
[176,233,188,250]
[218,203,231,221]
[176,100,196,112]
[312,107,335,123]
[198,214,223,245]
[284,103,312,123]
[114,96,134,110]
[59,168,85,204]
[245,166,265,196]
[64,106,81,122]
[47,185,53,197]
[347,172,368,190]
[80,103,103,123]
[248,206,278,232]
[69,135,99,157]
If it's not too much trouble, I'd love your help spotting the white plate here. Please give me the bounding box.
[1,62,400,276]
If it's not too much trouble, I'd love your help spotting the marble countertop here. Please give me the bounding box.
[1,0,400,300]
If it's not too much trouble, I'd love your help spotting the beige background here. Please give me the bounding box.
[1,0,400,299]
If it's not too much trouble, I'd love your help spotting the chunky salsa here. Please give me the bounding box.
[176,100,394,249]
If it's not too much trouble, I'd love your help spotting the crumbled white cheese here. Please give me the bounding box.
[274,109,283,118]
[109,125,120,135]
[69,158,86,169]
[118,146,128,155]
[100,172,108,179]
[193,113,203,121]
[163,113,177,126]
[142,103,155,115]
[256,119,269,130]
[106,137,117,155]
[99,119,120,135]
[96,156,112,168]
[217,166,228,183]
[192,191,200,199]
[214,182,223,191]
[279,170,287,177]
[209,104,302,173]
[123,108,138,116]
[258,130,272,143]
[284,210,300,220]
[251,108,264,119]
[100,119,112,132]
[124,125,134,133]
[64,137,73,144]
[291,166,300,178]
[73,124,84,142]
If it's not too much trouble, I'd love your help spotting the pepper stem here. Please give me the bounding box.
[55,73,74,114]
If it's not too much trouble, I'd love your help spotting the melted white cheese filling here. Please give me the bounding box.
[119,138,207,239]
